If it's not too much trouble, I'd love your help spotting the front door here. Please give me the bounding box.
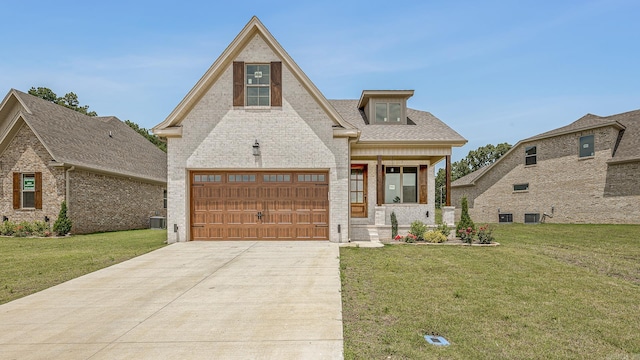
[350,165,367,218]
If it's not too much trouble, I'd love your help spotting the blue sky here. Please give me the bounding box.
[1,0,638,163]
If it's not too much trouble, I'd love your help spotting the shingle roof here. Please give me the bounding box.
[10,90,166,183]
[329,100,466,144]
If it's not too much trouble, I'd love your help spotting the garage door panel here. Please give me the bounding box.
[190,171,328,240]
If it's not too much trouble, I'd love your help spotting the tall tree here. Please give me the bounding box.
[28,87,98,116]
[28,86,166,152]
[436,143,512,208]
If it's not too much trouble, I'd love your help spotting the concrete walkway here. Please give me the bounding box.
[0,241,343,359]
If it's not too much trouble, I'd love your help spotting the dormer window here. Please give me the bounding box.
[357,90,414,125]
[375,102,401,123]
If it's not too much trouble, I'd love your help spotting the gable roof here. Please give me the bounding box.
[452,109,638,187]
[0,89,166,183]
[153,16,357,137]
[329,99,466,144]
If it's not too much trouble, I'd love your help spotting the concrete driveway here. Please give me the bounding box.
[0,241,343,359]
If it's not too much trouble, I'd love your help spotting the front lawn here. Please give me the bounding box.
[0,229,167,304]
[340,223,640,359]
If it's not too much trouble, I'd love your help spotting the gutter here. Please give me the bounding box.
[65,166,75,214]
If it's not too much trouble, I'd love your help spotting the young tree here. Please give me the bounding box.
[53,201,72,236]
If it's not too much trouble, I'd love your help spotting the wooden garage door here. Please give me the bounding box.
[190,171,329,240]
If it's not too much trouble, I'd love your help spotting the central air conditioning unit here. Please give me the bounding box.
[149,216,166,229]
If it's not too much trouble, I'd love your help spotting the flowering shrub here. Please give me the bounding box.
[458,227,475,244]
[404,233,418,243]
[394,234,404,242]
[477,224,494,244]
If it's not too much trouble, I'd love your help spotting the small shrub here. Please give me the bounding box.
[0,220,16,236]
[15,221,35,237]
[393,234,403,242]
[477,224,495,244]
[409,220,427,241]
[53,201,72,236]
[456,196,475,234]
[391,211,398,239]
[436,222,451,238]
[423,230,447,243]
[458,227,475,244]
[32,221,50,237]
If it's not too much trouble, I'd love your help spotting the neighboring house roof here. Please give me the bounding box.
[452,108,639,187]
[329,100,467,144]
[0,89,167,183]
[153,16,358,138]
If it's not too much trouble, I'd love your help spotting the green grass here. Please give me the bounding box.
[0,229,167,304]
[340,224,640,359]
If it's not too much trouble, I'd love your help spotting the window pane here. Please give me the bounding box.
[375,103,388,123]
[514,183,529,191]
[385,173,401,203]
[357,193,364,202]
[525,146,537,156]
[351,192,357,202]
[23,192,35,208]
[247,96,259,106]
[580,135,594,157]
[403,171,417,203]
[194,175,201,182]
[318,174,324,182]
[525,156,537,166]
[247,87,259,96]
[258,95,269,106]
[389,103,401,122]
[284,175,290,181]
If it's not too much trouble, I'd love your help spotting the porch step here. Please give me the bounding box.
[367,227,380,243]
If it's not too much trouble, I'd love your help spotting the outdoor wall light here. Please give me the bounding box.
[44,216,50,223]
[426,211,430,218]
[2,216,7,222]
[498,208,501,213]
[252,139,261,156]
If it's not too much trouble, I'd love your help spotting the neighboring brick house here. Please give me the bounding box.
[451,110,640,224]
[0,89,167,234]
[153,17,466,243]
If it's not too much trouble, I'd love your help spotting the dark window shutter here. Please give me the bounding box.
[13,172,20,209]
[35,172,42,209]
[271,61,282,106]
[233,61,244,106]
[419,165,428,204]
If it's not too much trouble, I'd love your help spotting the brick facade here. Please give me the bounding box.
[68,170,166,234]
[0,123,65,224]
[165,34,350,243]
[452,126,640,224]
[1,122,166,234]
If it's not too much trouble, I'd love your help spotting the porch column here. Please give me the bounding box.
[376,155,383,206]
[445,155,451,206]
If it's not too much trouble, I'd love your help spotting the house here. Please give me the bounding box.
[451,109,640,224]
[0,89,167,234]
[153,17,466,243]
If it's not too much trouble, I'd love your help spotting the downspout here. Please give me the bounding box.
[65,166,75,215]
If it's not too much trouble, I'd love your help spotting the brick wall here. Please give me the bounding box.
[0,123,65,224]
[166,34,349,242]
[69,169,166,234]
[452,126,640,224]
